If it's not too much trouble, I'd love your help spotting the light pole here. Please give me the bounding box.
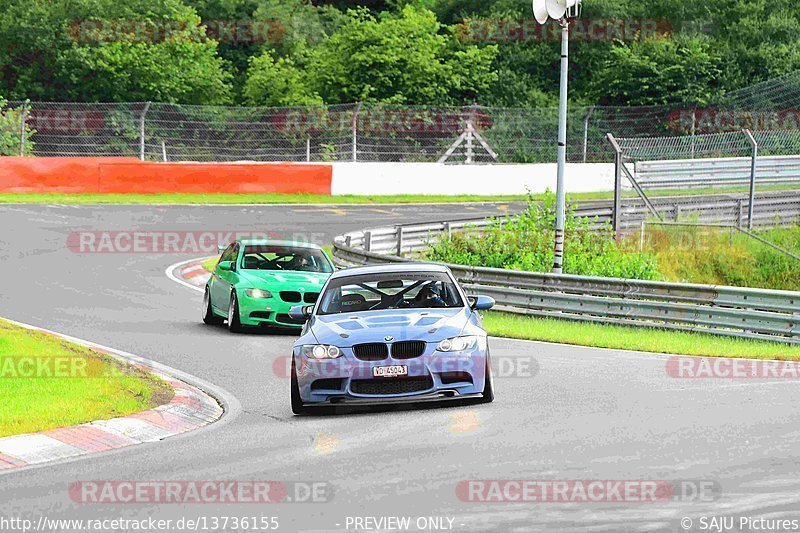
[532,0,582,274]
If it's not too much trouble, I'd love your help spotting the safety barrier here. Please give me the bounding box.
[0,157,332,194]
[333,216,800,345]
[635,156,800,190]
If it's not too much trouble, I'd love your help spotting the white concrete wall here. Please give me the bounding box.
[330,162,615,196]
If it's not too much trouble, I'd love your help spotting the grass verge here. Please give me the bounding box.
[0,185,796,205]
[200,256,218,272]
[0,319,172,438]
[483,311,800,360]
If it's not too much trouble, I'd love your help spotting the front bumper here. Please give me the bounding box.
[293,344,488,405]
[237,292,305,328]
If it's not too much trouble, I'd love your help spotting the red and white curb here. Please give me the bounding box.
[166,257,213,293]
[0,319,224,472]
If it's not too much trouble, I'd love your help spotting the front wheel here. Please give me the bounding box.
[479,357,494,403]
[227,291,243,333]
[291,358,308,415]
[202,288,224,325]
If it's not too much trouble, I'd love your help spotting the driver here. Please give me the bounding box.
[412,283,446,308]
[291,254,314,271]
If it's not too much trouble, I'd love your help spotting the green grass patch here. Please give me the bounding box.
[0,319,172,438]
[0,185,797,205]
[200,256,218,273]
[645,224,800,291]
[484,311,800,360]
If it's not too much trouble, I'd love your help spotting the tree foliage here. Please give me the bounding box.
[0,0,798,107]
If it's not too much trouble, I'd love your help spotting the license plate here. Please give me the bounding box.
[373,365,408,378]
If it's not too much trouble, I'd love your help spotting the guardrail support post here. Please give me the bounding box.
[606,133,623,242]
[443,222,452,240]
[139,101,151,161]
[743,129,758,229]
[736,199,744,228]
[364,231,372,252]
[396,226,404,256]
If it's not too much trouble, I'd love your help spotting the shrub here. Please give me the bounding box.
[427,192,661,280]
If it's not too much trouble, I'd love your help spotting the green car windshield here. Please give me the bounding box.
[240,245,333,273]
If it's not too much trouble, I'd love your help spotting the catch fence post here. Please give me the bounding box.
[582,106,594,163]
[18,102,29,156]
[606,133,623,242]
[139,101,151,161]
[743,129,758,230]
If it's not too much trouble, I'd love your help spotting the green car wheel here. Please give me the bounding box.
[202,288,224,325]
[227,292,243,333]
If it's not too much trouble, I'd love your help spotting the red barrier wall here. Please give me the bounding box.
[0,157,333,194]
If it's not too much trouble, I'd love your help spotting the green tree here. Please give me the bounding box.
[588,36,723,106]
[306,5,497,105]
[243,51,323,106]
[0,0,232,104]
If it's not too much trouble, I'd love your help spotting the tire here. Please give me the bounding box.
[202,288,224,325]
[291,358,308,415]
[479,356,494,403]
[227,291,243,333]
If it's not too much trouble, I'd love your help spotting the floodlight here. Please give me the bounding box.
[530,0,583,273]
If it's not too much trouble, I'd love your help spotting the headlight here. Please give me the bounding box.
[301,345,342,359]
[244,288,273,299]
[436,336,479,352]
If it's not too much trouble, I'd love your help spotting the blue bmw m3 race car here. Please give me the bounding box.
[287,263,496,414]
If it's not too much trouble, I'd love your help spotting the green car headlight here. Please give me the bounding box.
[244,288,273,299]
[301,345,342,360]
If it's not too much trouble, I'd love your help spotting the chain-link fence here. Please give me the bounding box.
[1,99,796,163]
[3,71,800,162]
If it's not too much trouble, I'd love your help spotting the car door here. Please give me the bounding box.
[210,243,238,310]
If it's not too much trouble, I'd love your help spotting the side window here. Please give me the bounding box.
[230,243,240,267]
[220,243,236,263]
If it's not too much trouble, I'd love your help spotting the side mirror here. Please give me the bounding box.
[470,295,495,311]
[217,244,227,253]
[288,305,314,322]
[217,261,234,271]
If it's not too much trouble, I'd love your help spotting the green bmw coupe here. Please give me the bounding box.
[202,239,334,332]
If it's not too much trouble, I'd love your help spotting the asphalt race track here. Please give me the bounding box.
[2,203,800,532]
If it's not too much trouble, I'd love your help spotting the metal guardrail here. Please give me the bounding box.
[587,191,800,230]
[333,215,800,345]
[635,155,800,189]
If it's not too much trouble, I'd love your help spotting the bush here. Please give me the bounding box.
[427,192,660,279]
[0,98,34,156]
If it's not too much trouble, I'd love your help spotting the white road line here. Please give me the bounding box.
[165,258,206,293]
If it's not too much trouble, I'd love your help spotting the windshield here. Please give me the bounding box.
[317,272,463,315]
[240,245,333,273]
